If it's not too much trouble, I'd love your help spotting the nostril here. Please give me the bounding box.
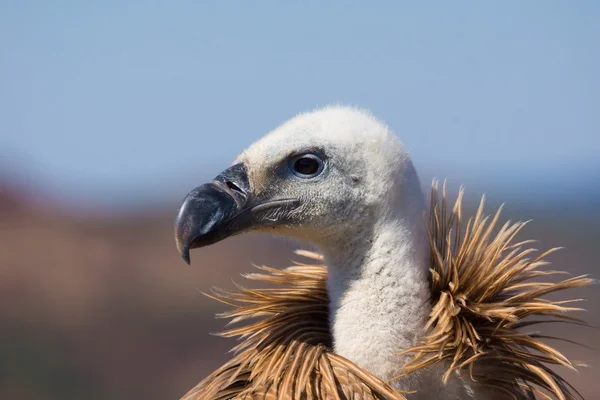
[226,181,244,194]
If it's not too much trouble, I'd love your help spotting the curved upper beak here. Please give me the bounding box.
[174,163,300,264]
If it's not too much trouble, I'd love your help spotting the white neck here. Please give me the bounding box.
[323,215,434,390]
[321,204,475,398]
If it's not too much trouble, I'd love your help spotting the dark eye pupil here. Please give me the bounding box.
[293,157,319,175]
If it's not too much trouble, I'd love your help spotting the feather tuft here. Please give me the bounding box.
[181,265,403,399]
[397,181,592,400]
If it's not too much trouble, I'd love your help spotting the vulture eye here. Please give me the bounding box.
[289,154,325,178]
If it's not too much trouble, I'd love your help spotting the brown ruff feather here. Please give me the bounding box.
[181,257,403,400]
[180,183,591,400]
[398,182,593,400]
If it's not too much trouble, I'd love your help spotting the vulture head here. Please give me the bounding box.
[175,106,426,263]
[174,105,433,389]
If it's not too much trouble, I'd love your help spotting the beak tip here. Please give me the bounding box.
[175,233,191,265]
[177,244,191,265]
[181,250,191,265]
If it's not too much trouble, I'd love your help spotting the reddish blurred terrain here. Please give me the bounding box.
[1,183,598,399]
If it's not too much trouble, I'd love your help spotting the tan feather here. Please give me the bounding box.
[181,263,404,400]
[181,182,592,399]
[397,181,593,400]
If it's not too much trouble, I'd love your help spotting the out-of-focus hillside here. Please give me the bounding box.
[1,184,598,399]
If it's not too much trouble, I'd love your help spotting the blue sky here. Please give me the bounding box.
[1,1,599,207]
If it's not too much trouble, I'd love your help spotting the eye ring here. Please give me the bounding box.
[288,153,325,179]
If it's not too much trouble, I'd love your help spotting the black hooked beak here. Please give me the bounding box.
[174,163,300,264]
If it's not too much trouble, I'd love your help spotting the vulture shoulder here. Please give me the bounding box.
[180,182,592,400]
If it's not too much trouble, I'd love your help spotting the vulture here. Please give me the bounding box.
[173,106,591,399]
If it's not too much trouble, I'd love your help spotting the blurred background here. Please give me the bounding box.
[1,2,599,399]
